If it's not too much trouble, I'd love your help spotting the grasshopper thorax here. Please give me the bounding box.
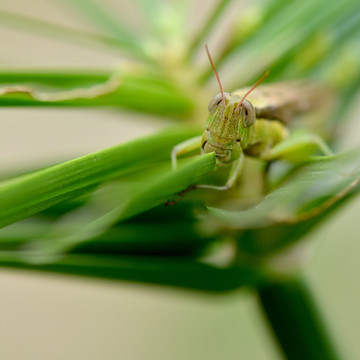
[201,93,255,165]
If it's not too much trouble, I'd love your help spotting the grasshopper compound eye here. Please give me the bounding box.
[240,99,256,127]
[208,92,230,114]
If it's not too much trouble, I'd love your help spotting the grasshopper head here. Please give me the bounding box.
[208,92,256,128]
[201,93,255,165]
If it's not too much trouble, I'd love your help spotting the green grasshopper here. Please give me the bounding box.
[172,45,332,191]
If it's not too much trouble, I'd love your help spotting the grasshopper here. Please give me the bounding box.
[172,45,332,191]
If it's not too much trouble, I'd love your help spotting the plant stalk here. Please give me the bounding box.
[257,276,342,360]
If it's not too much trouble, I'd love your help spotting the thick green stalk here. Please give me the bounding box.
[257,276,342,360]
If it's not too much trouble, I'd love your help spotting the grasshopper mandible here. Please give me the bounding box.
[172,45,332,191]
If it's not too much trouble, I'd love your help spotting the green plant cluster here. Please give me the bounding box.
[0,1,359,358]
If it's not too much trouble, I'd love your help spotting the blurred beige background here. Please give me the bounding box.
[0,1,360,359]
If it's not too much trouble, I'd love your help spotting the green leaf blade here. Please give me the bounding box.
[0,128,200,229]
[0,71,194,116]
[0,253,265,292]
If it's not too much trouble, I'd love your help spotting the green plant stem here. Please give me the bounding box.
[257,276,341,360]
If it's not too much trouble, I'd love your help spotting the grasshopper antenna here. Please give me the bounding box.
[205,44,225,106]
[235,70,270,112]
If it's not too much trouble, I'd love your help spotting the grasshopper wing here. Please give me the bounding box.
[233,81,334,124]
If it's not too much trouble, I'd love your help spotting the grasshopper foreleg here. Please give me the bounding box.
[197,152,245,191]
[171,135,202,170]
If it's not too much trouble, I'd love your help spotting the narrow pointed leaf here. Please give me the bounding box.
[62,0,149,60]
[0,128,199,229]
[0,253,265,292]
[209,149,360,229]
[18,153,215,261]
[0,71,194,116]
[0,10,125,53]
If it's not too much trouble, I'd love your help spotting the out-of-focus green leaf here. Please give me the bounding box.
[0,253,265,292]
[205,149,360,255]
[266,7,360,81]
[235,194,352,256]
[0,220,214,256]
[0,10,124,53]
[201,0,358,86]
[70,222,214,256]
[215,0,291,64]
[134,0,188,45]
[16,153,215,262]
[187,0,232,58]
[209,150,360,228]
[62,0,149,60]
[0,71,194,116]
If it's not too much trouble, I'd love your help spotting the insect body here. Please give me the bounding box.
[172,45,332,191]
[202,91,288,166]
